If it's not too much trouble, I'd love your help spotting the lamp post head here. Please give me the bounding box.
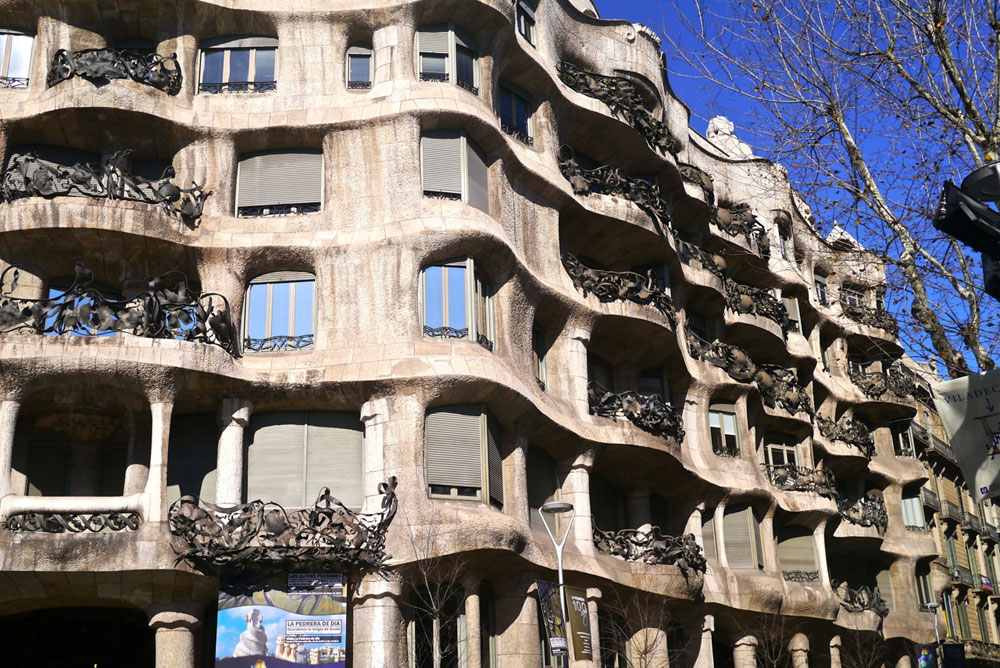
[925,602,940,611]
[541,501,574,514]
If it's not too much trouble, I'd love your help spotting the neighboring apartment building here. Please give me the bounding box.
[0,0,995,667]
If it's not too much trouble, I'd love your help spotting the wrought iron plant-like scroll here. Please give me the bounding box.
[47,47,182,95]
[1,149,211,222]
[782,570,820,582]
[840,300,898,336]
[837,493,888,534]
[592,520,707,576]
[244,334,315,353]
[847,362,915,400]
[672,234,726,280]
[5,510,142,533]
[562,253,675,325]
[686,331,756,383]
[0,263,238,356]
[588,380,685,441]
[834,581,890,618]
[556,61,682,156]
[712,203,770,256]
[816,415,875,458]
[677,163,715,206]
[724,279,792,334]
[763,463,839,500]
[168,477,399,572]
[422,325,494,352]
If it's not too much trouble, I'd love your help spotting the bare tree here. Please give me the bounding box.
[750,613,799,668]
[599,583,695,668]
[838,631,890,668]
[664,0,1000,377]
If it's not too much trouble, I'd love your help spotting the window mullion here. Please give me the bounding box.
[222,49,231,85]
[448,26,456,82]
[248,47,256,84]
[441,266,449,329]
[1,37,10,78]
[466,258,475,340]
[480,409,488,502]
[302,412,309,507]
[264,283,273,339]
[288,282,296,339]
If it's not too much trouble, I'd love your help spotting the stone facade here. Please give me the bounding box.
[0,0,993,666]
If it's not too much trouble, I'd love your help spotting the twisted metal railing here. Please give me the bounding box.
[763,463,839,500]
[834,581,890,617]
[677,163,715,205]
[562,253,675,325]
[592,520,706,576]
[588,380,685,441]
[199,80,276,94]
[5,510,142,533]
[672,234,727,280]
[782,570,820,582]
[847,362,916,399]
[244,334,314,353]
[841,300,898,336]
[724,279,791,333]
[816,415,875,458]
[712,203,769,256]
[837,493,888,534]
[47,47,182,95]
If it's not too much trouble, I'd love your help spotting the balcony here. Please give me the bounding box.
[47,47,182,95]
[927,436,958,464]
[833,581,890,618]
[724,280,791,334]
[963,640,1000,663]
[562,254,675,325]
[920,488,941,513]
[559,147,671,229]
[762,463,839,500]
[0,264,239,356]
[963,513,983,534]
[816,415,875,458]
[846,362,916,400]
[912,422,930,445]
[672,234,727,280]
[677,162,715,205]
[951,566,975,588]
[556,61,682,156]
[986,523,999,543]
[588,381,685,441]
[840,300,898,336]
[943,501,964,524]
[837,493,888,534]
[711,203,770,257]
[592,520,706,576]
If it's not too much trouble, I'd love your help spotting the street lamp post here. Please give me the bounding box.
[926,602,942,667]
[539,501,576,647]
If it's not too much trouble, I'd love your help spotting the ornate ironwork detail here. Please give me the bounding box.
[711,203,769,256]
[0,264,239,356]
[588,381,685,442]
[0,76,28,88]
[556,61,682,156]
[237,203,320,218]
[724,279,791,333]
[847,362,915,399]
[244,334,315,353]
[837,493,888,534]
[672,235,726,279]
[1,149,210,222]
[592,520,706,575]
[476,334,494,352]
[457,80,479,95]
[841,301,898,335]
[420,72,449,83]
[47,48,182,95]
[501,124,534,146]
[424,325,468,339]
[348,80,372,90]
[763,463,838,500]
[5,510,141,533]
[816,415,875,458]
[677,163,715,205]
[782,570,820,582]
[199,80,276,94]
[754,364,814,418]
[685,331,756,382]
[558,147,672,229]
[562,253,675,325]
[834,581,890,618]
[168,477,399,570]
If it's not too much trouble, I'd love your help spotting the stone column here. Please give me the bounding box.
[814,521,831,586]
[587,588,602,666]
[148,607,200,668]
[144,401,173,522]
[353,574,405,668]
[759,506,779,573]
[829,636,841,668]
[497,578,542,668]
[560,448,596,554]
[565,325,593,418]
[734,635,758,668]
[715,505,729,568]
[124,411,149,495]
[506,425,530,525]
[216,398,253,507]
[693,615,715,668]
[896,655,913,668]
[463,574,483,668]
[627,485,652,529]
[0,398,21,498]
[789,632,809,668]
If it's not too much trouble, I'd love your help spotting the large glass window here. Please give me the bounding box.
[723,504,764,569]
[533,325,547,390]
[0,29,33,88]
[498,84,534,145]
[765,438,798,468]
[814,275,828,306]
[516,0,537,45]
[417,25,479,95]
[347,44,373,89]
[199,36,277,93]
[244,271,315,352]
[421,258,494,350]
[709,405,739,457]
[420,131,491,213]
[425,404,503,508]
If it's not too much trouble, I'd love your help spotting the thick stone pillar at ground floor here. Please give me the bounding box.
[497,577,543,668]
[353,574,405,668]
[789,633,810,668]
[694,615,715,668]
[734,635,758,668]
[148,607,200,668]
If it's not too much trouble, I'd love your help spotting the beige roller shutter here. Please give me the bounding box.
[236,149,323,209]
[166,413,218,506]
[527,445,557,532]
[305,411,364,510]
[702,512,718,561]
[250,271,315,284]
[421,132,463,196]
[724,505,757,569]
[485,412,503,508]
[247,411,306,509]
[201,35,278,49]
[876,570,894,611]
[417,26,450,54]
[466,139,490,214]
[777,531,816,573]
[425,404,483,491]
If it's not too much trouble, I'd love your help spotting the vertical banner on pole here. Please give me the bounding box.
[932,369,1000,502]
[565,586,593,660]
[537,579,568,656]
[915,645,939,668]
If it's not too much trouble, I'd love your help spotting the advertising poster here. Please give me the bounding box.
[565,586,593,660]
[915,644,938,668]
[216,572,347,667]
[942,643,967,668]
[536,579,568,656]
[932,369,1000,502]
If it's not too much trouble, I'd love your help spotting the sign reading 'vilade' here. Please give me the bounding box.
[933,368,1000,502]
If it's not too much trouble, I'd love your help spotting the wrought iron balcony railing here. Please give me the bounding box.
[686,331,756,382]
[0,149,210,222]
[762,463,838,500]
[986,523,999,543]
[840,300,898,335]
[0,76,28,88]
[244,334,314,353]
[0,263,239,357]
[47,47,182,95]
[588,381,685,441]
[422,325,493,352]
[846,362,916,399]
[556,61,682,156]
[943,501,964,524]
[783,570,820,582]
[562,253,675,325]
[420,71,449,83]
[911,422,930,445]
[816,415,875,458]
[501,123,534,146]
[837,493,888,533]
[592,520,706,576]
[920,488,941,513]
[236,203,321,218]
[711,203,770,257]
[927,435,958,464]
[5,510,142,533]
[833,581,890,618]
[723,279,792,334]
[963,513,983,534]
[199,80,276,93]
[677,162,715,205]
[951,566,975,588]
[673,235,726,280]
[347,80,372,90]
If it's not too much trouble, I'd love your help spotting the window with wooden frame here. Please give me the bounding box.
[420,131,490,213]
[765,436,798,468]
[876,569,895,611]
[420,258,494,350]
[957,597,972,639]
[425,404,503,509]
[346,43,373,89]
[777,222,794,261]
[497,82,534,145]
[416,25,480,95]
[0,29,33,87]
[199,35,277,93]
[842,284,865,308]
[638,368,669,401]
[532,325,547,390]
[776,526,817,579]
[893,423,916,457]
[243,271,315,353]
[516,0,537,45]
[236,149,323,217]
[723,504,764,570]
[782,295,802,333]
[814,274,828,306]
[709,404,740,457]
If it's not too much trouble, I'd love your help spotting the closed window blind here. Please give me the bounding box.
[724,505,760,569]
[236,149,323,209]
[702,512,718,561]
[486,414,503,507]
[777,530,816,573]
[418,26,450,54]
[902,495,924,528]
[166,412,218,506]
[421,132,463,196]
[527,445,558,532]
[305,412,364,509]
[466,140,490,214]
[425,404,484,491]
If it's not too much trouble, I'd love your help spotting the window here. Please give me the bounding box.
[420,131,490,213]
[346,43,373,89]
[776,527,817,578]
[246,411,363,509]
[968,543,981,581]
[497,83,534,145]
[236,149,323,217]
[528,445,560,532]
[902,492,925,530]
[166,413,218,505]
[409,586,465,668]
[778,223,793,261]
[590,473,627,532]
[814,275,828,306]
[916,568,934,608]
[417,25,479,95]
[894,424,916,457]
[638,368,669,401]
[723,504,764,569]
[978,603,991,642]
[0,29,32,87]
[765,438,798,468]
[421,258,494,350]
[425,404,503,508]
[946,532,960,569]
[876,570,895,611]
[533,325,547,390]
[820,336,833,371]
[588,355,614,392]
[199,36,277,93]
[709,404,739,457]
[782,296,801,333]
[985,547,998,591]
[701,510,718,560]
[944,593,958,638]
[516,0,537,45]
[243,271,315,352]
[842,285,864,307]
[958,598,972,639]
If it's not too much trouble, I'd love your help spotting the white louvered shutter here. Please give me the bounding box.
[724,505,756,569]
[166,413,219,506]
[421,132,463,196]
[201,35,279,49]
[236,149,323,209]
[418,26,450,54]
[702,513,718,561]
[486,412,503,507]
[425,404,483,491]
[876,570,895,610]
[305,411,364,510]
[247,411,307,509]
[250,271,315,284]
[777,532,816,573]
[466,139,490,214]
